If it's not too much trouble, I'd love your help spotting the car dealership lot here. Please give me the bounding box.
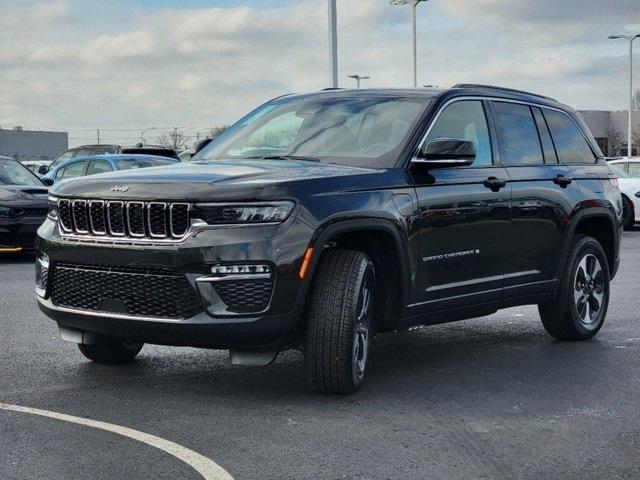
[2,232,640,480]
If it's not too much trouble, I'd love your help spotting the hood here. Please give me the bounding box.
[0,185,49,205]
[49,160,381,201]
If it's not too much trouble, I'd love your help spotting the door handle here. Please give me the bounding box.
[483,177,507,192]
[553,174,573,187]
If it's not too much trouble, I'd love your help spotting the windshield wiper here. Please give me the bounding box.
[243,155,320,162]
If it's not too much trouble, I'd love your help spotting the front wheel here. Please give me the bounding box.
[304,250,375,394]
[538,235,609,340]
[78,341,143,364]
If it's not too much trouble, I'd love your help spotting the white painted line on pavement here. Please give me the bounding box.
[0,402,234,480]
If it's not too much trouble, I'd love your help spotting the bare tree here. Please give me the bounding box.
[210,126,228,139]
[158,129,189,151]
[633,126,640,156]
[607,126,624,157]
[634,88,640,112]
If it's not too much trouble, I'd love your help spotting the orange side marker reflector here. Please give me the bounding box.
[298,247,314,279]
[0,247,22,253]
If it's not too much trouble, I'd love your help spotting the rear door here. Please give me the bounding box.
[490,101,581,296]
[410,99,511,312]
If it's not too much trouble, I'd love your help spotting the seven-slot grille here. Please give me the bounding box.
[58,199,190,241]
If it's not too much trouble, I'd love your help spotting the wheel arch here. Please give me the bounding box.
[560,208,619,280]
[621,193,635,225]
[300,218,410,332]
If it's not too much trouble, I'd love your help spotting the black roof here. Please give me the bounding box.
[292,84,566,110]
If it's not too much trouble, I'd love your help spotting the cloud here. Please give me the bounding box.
[0,0,637,146]
[32,0,68,21]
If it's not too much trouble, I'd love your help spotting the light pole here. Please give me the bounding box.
[348,74,370,88]
[608,33,640,157]
[140,127,156,146]
[390,0,428,87]
[328,0,338,88]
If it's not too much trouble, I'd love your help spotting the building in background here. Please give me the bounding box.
[578,110,640,157]
[0,127,68,162]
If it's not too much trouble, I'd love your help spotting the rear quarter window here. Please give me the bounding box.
[543,109,595,164]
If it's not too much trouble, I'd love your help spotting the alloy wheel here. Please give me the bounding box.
[573,254,605,325]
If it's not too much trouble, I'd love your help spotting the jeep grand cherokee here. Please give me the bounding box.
[36,85,622,394]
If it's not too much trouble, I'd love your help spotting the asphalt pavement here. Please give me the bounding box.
[2,232,640,480]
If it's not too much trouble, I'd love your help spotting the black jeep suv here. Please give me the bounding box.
[36,85,622,394]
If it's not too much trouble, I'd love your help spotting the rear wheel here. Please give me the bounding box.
[78,341,143,364]
[304,249,375,394]
[622,195,635,230]
[538,235,609,340]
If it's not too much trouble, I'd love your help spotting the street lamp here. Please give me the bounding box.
[348,74,370,88]
[390,0,428,87]
[328,0,338,88]
[140,127,157,146]
[608,33,640,157]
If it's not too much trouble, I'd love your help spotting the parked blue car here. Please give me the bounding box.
[42,154,179,185]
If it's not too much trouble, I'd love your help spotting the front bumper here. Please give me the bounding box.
[35,217,315,347]
[0,216,44,250]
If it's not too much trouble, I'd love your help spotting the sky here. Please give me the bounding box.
[0,0,639,146]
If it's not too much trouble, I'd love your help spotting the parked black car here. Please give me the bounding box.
[36,85,622,394]
[47,144,179,173]
[0,156,49,252]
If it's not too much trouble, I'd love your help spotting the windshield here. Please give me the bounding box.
[0,159,43,186]
[117,158,176,170]
[197,95,429,168]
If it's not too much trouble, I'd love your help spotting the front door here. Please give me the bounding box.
[410,99,511,312]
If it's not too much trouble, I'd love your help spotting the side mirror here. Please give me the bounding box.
[41,177,54,187]
[413,138,476,168]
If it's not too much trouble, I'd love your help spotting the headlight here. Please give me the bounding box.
[47,197,58,220]
[194,201,295,225]
[35,253,50,298]
[0,206,9,219]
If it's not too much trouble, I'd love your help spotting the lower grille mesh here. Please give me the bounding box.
[214,279,273,313]
[50,263,202,319]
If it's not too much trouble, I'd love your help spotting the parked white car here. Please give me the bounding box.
[610,162,640,229]
[608,157,640,177]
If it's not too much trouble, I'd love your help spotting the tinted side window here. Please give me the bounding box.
[492,102,543,165]
[532,107,557,163]
[425,100,492,166]
[74,148,94,157]
[86,160,113,175]
[61,161,86,179]
[544,110,595,164]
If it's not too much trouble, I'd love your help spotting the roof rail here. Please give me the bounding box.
[321,87,346,91]
[452,84,558,102]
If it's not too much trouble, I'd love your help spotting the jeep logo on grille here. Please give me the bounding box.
[110,185,129,193]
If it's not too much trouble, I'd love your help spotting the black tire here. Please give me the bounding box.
[304,249,375,394]
[78,341,143,364]
[538,235,609,341]
[622,195,635,230]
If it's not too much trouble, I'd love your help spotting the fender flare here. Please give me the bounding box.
[556,207,619,278]
[298,217,411,309]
